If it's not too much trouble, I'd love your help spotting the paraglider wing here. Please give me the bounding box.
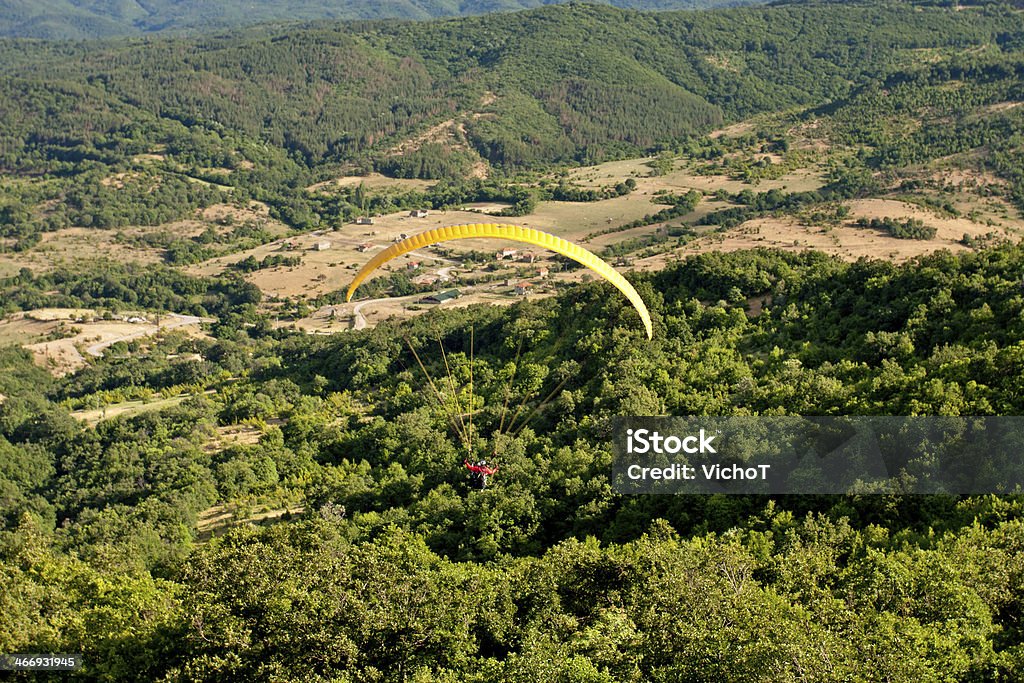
[346,223,653,339]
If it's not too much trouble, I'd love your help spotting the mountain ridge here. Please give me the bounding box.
[0,0,763,40]
[1,1,1018,174]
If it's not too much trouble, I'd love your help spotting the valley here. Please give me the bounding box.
[2,2,1024,680]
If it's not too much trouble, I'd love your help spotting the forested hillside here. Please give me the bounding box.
[0,0,759,40]
[1,0,1022,246]
[4,246,1024,679]
[2,2,1018,168]
[2,0,1024,679]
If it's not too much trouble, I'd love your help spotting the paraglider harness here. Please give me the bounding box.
[464,459,498,489]
[399,324,575,494]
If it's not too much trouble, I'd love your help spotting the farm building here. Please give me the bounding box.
[413,275,438,286]
[514,282,534,296]
[420,289,461,304]
[537,267,550,278]
[313,241,331,251]
[406,261,421,270]
[496,247,518,260]
[519,252,537,263]
[355,216,374,225]
[356,242,375,252]
[409,209,429,218]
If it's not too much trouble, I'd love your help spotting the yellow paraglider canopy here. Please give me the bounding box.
[346,223,653,339]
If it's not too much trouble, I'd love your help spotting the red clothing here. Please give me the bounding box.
[464,460,498,476]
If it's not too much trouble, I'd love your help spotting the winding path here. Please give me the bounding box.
[350,294,424,331]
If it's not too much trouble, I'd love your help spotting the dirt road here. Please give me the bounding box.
[85,313,213,357]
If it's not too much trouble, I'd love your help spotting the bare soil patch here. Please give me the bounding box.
[710,121,756,139]
[2,309,210,376]
[308,173,434,193]
[34,227,165,267]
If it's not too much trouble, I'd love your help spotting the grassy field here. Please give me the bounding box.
[4,200,291,274]
[71,394,194,426]
[567,156,825,196]
[187,136,1024,326]
[0,260,20,278]
[0,312,63,347]
[308,173,435,194]
[5,114,1022,340]
[30,228,166,269]
[527,195,669,240]
[196,503,306,541]
[0,308,210,375]
[188,201,643,300]
[632,194,1022,271]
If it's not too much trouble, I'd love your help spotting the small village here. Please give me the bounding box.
[189,203,574,333]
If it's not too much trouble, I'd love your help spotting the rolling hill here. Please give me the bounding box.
[1,2,1018,172]
[2,1,1024,678]
[0,0,763,39]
